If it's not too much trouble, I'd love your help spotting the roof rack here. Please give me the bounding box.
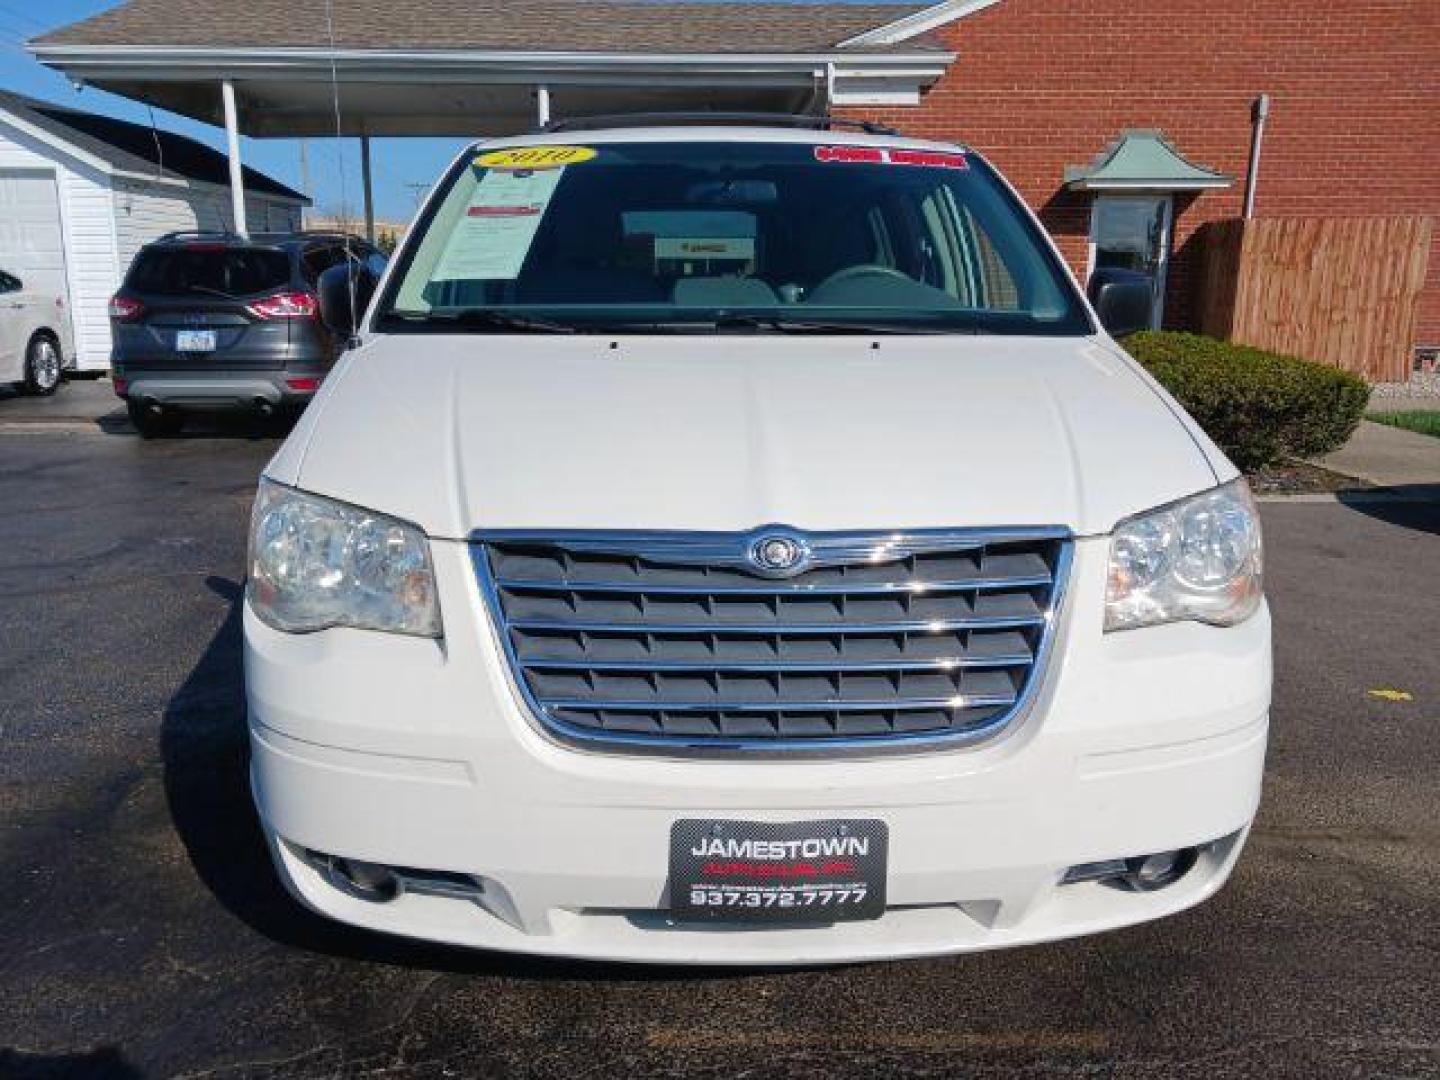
[155,229,244,243]
[249,229,370,243]
[537,112,900,137]
[282,229,369,240]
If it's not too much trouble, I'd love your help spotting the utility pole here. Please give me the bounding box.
[298,139,311,228]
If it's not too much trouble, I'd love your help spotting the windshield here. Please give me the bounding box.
[375,140,1091,335]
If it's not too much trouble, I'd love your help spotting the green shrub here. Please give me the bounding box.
[1122,331,1371,471]
[1368,410,1440,439]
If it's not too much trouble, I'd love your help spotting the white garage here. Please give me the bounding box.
[0,89,309,372]
[0,169,69,312]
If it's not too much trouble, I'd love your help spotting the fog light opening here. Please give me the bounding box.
[1061,846,1202,892]
[1126,849,1197,892]
[1113,846,1200,892]
[325,855,399,903]
[303,849,487,906]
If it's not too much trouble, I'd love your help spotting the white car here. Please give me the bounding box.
[244,120,1270,965]
[0,268,71,395]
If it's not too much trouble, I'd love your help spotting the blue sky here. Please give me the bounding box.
[0,0,476,222]
[0,0,911,224]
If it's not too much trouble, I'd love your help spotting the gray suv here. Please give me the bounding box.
[109,231,386,437]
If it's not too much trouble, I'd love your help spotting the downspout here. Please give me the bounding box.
[1243,93,1270,220]
[802,64,829,115]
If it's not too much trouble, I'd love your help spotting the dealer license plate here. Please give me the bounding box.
[175,330,217,352]
[669,819,887,922]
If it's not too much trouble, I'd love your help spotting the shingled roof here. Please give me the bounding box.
[33,0,941,54]
[0,90,306,200]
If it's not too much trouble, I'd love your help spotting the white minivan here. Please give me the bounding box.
[244,119,1269,964]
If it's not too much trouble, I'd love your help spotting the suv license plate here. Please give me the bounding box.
[670,819,887,923]
[176,330,217,352]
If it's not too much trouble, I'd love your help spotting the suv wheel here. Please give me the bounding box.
[127,400,184,439]
[23,335,62,396]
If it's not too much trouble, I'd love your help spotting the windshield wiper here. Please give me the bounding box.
[185,285,242,301]
[392,308,575,333]
[710,313,965,335]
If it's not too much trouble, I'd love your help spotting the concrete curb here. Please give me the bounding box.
[0,421,115,434]
[1257,489,1440,505]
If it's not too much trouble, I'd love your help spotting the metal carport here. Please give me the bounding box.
[27,0,970,240]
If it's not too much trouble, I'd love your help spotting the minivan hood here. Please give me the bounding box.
[282,335,1221,539]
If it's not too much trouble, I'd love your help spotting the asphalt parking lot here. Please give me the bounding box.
[1,424,1436,1079]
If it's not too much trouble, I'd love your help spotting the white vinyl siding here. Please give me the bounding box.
[56,164,119,370]
[113,178,231,271]
[113,179,304,272]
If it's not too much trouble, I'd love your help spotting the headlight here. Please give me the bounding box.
[247,478,441,637]
[1104,479,1262,632]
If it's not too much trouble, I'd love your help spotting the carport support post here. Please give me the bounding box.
[360,135,375,243]
[221,79,247,238]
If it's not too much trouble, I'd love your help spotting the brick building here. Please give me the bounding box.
[837,0,1439,350]
[28,0,1440,362]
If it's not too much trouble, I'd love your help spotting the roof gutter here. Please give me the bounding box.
[29,44,957,118]
[1067,178,1233,192]
[30,43,954,78]
[839,0,1000,47]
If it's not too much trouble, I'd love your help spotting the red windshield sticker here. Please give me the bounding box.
[467,204,543,217]
[814,146,969,169]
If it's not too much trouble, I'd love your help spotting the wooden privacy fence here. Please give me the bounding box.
[1199,216,1432,382]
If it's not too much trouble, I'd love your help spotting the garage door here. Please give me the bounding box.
[0,168,69,305]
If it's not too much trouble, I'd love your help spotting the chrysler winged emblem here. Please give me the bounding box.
[748,531,810,576]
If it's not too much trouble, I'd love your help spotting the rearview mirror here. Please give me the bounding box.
[684,180,779,206]
[1088,267,1154,338]
[317,262,378,340]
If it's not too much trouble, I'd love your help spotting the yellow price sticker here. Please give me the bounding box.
[475,145,597,170]
[1367,688,1414,702]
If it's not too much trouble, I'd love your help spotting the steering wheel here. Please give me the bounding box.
[810,264,914,295]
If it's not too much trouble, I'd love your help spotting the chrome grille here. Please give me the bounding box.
[472,527,1071,751]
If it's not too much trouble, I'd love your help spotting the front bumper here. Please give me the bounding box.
[245,535,1271,964]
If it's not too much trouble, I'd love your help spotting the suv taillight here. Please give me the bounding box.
[109,295,144,322]
[248,290,318,320]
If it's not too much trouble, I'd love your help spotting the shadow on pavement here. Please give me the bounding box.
[100,411,298,441]
[1337,485,1440,535]
[161,577,755,983]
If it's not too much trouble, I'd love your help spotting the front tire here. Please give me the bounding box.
[23,334,62,396]
[126,400,183,438]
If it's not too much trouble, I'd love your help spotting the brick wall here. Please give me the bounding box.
[840,0,1440,350]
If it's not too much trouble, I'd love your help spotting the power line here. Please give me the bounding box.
[0,1,49,33]
[0,17,39,44]
[0,28,37,60]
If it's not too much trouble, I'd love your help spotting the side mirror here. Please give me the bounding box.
[1088,267,1154,338]
[317,262,378,340]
